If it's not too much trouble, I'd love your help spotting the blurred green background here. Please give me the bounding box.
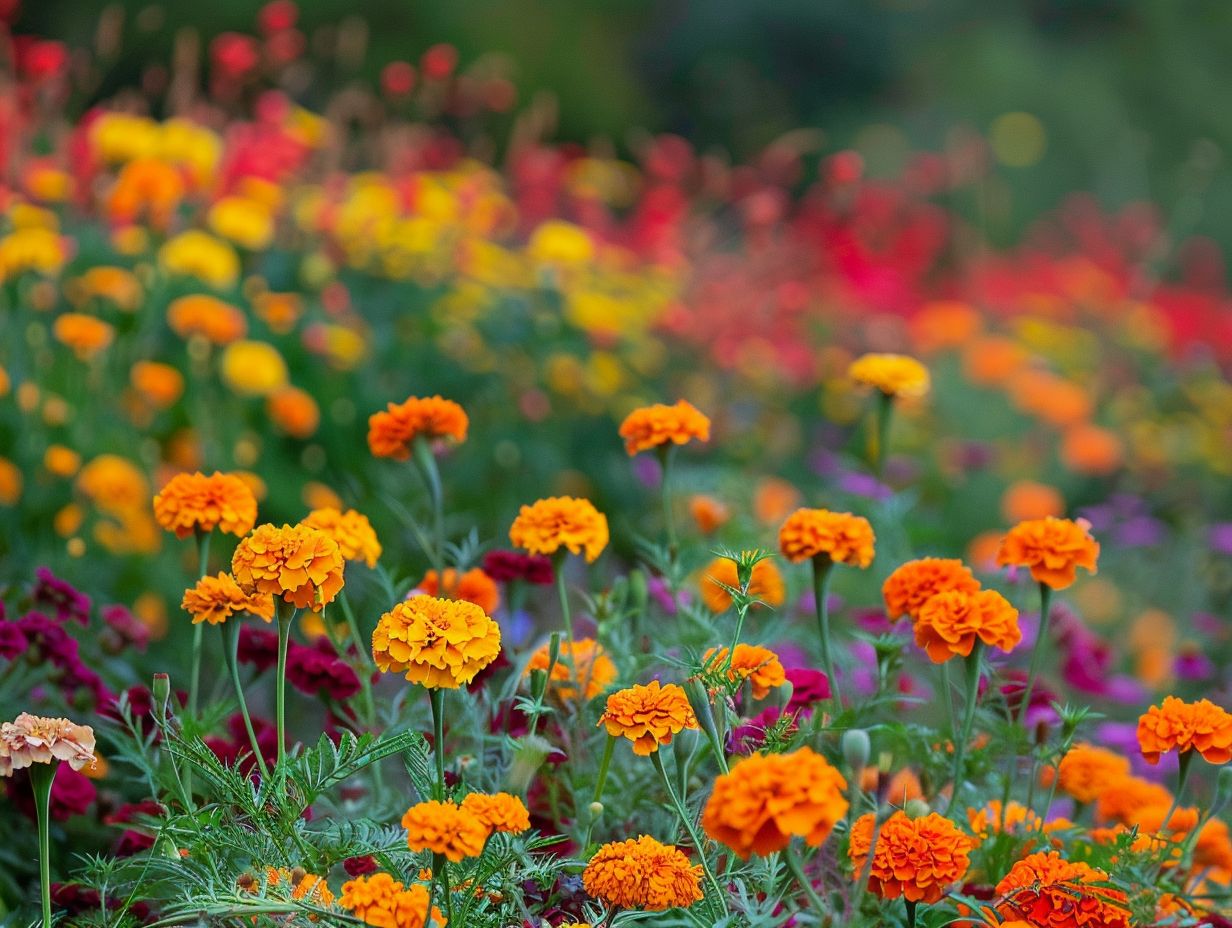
[19,0,1232,248]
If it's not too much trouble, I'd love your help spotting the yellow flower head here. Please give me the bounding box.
[231,524,345,610]
[509,496,609,563]
[371,596,501,689]
[848,352,930,398]
[301,507,382,567]
[597,680,698,755]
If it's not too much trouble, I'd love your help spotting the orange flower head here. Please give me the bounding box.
[1138,696,1232,765]
[371,595,501,689]
[849,810,974,904]
[778,508,875,567]
[401,799,489,862]
[913,589,1021,663]
[131,361,184,409]
[166,294,247,345]
[339,872,443,927]
[597,680,698,755]
[1055,744,1132,804]
[260,867,335,906]
[701,746,848,858]
[153,471,258,539]
[993,851,1131,928]
[849,352,931,398]
[418,567,501,615]
[1061,424,1124,477]
[231,523,345,610]
[460,792,531,834]
[699,556,785,612]
[509,496,609,563]
[301,507,382,567]
[701,644,786,699]
[182,572,275,625]
[967,801,1041,840]
[524,637,617,701]
[367,395,468,459]
[1001,481,1065,524]
[53,313,114,361]
[996,517,1099,590]
[882,558,981,622]
[582,835,703,911]
[0,713,96,776]
[268,386,320,438]
[1095,775,1173,825]
[618,399,711,455]
[689,494,730,534]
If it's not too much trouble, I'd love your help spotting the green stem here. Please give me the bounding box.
[944,643,983,815]
[1017,583,1052,726]
[905,899,918,928]
[811,555,841,705]
[939,661,957,740]
[553,552,579,693]
[873,391,894,479]
[657,444,678,564]
[32,763,56,928]
[339,590,375,671]
[650,751,727,914]
[783,845,826,913]
[432,853,455,926]
[593,735,616,805]
[188,531,212,721]
[275,604,294,768]
[430,688,447,799]
[412,435,446,579]
[222,621,269,779]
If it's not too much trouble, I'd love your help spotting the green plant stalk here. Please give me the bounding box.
[650,751,727,915]
[275,602,294,769]
[188,531,212,722]
[222,621,269,779]
[552,552,580,694]
[412,435,446,579]
[593,734,616,805]
[873,390,894,479]
[32,763,56,928]
[657,444,679,564]
[945,642,984,814]
[430,687,447,800]
[811,555,841,705]
[782,845,826,913]
[905,899,918,928]
[1017,582,1052,726]
[432,853,455,926]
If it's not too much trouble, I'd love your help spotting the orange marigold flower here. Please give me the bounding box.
[849,810,974,904]
[367,395,468,459]
[524,637,616,701]
[460,792,531,834]
[231,523,345,610]
[701,746,848,858]
[371,595,501,689]
[0,713,96,776]
[509,496,609,563]
[153,471,258,539]
[996,516,1099,590]
[699,556,785,612]
[967,801,1040,840]
[913,589,1021,663]
[1054,744,1132,804]
[882,558,981,622]
[268,386,320,438]
[701,644,786,699]
[993,851,1130,928]
[618,399,711,455]
[1094,774,1172,825]
[848,352,931,398]
[339,872,443,928]
[130,361,184,409]
[1138,695,1232,765]
[166,294,247,345]
[261,867,335,906]
[689,494,730,534]
[778,508,875,567]
[418,567,501,615]
[181,572,275,625]
[53,313,114,360]
[301,507,382,568]
[401,799,489,862]
[597,680,698,755]
[583,835,703,911]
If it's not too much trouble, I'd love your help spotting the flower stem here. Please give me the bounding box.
[872,391,894,479]
[811,555,841,705]
[593,734,616,805]
[657,444,679,565]
[430,687,447,800]
[412,435,446,579]
[1017,583,1052,727]
[783,845,826,913]
[31,763,56,928]
[905,899,918,928]
[222,621,268,779]
[188,531,212,722]
[275,603,294,768]
[552,552,580,694]
[432,852,455,925]
[944,642,983,814]
[650,750,727,914]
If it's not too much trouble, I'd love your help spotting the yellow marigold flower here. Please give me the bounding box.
[166,294,247,344]
[460,792,531,834]
[1138,695,1232,766]
[778,507,875,567]
[699,557,785,612]
[367,395,468,459]
[0,227,67,279]
[301,507,382,567]
[402,799,489,862]
[583,835,703,911]
[701,644,786,699]
[77,454,150,514]
[849,810,974,904]
[913,589,1021,663]
[220,340,289,397]
[182,572,275,625]
[527,220,595,265]
[53,313,114,361]
[996,516,1099,590]
[0,713,96,776]
[509,496,609,563]
[159,230,240,289]
[130,361,184,409]
[208,196,275,251]
[339,873,443,928]
[524,637,617,701]
[848,352,931,398]
[231,524,345,610]
[701,746,848,858]
[597,680,698,755]
[153,471,258,539]
[73,266,143,311]
[416,565,498,613]
[1054,743,1131,804]
[882,558,980,622]
[371,596,501,689]
[618,399,711,455]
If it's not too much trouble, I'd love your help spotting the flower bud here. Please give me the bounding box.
[683,677,724,762]
[628,568,648,615]
[528,668,548,702]
[1214,765,1232,816]
[903,798,931,819]
[588,801,605,822]
[841,729,871,772]
[152,673,171,720]
[505,734,552,795]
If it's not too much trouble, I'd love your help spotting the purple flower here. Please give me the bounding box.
[1175,648,1214,681]
[836,471,893,501]
[0,621,27,659]
[1210,524,1232,556]
[32,567,91,626]
[102,605,149,653]
[785,667,830,709]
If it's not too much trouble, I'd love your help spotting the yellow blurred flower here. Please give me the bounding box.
[159,231,240,290]
[220,341,289,396]
[208,196,275,251]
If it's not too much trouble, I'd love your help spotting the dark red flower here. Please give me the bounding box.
[32,567,91,625]
[286,639,361,701]
[238,625,279,672]
[382,61,417,97]
[482,550,554,585]
[6,766,96,821]
[344,855,379,877]
[421,43,458,81]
